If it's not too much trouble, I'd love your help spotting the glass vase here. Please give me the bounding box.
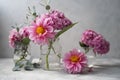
[13,42,33,71]
[40,38,62,71]
[87,53,106,67]
[86,50,103,67]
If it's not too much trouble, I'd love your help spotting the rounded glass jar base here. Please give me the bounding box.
[41,54,62,71]
[41,63,62,71]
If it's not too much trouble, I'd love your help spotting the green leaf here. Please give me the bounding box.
[24,60,33,71]
[79,42,89,47]
[12,60,25,71]
[16,27,19,32]
[28,6,31,11]
[22,38,30,45]
[11,26,15,29]
[55,22,78,39]
[84,47,89,53]
[46,5,51,10]
[12,66,21,71]
[79,42,90,53]
[33,63,40,68]
[33,12,37,16]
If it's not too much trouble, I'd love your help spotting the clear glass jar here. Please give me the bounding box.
[40,38,62,70]
[13,42,33,71]
[86,50,104,68]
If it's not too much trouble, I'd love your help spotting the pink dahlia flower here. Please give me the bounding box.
[19,26,29,38]
[81,29,99,47]
[29,17,55,45]
[9,29,21,48]
[42,10,72,30]
[93,35,110,54]
[63,49,88,74]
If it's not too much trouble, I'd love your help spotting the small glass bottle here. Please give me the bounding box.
[13,42,33,71]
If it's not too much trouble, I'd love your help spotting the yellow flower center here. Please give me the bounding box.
[36,26,45,34]
[70,56,80,62]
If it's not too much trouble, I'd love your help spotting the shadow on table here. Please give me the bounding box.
[90,63,120,75]
[55,62,120,76]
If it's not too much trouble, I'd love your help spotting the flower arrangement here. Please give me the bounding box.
[79,29,110,55]
[29,10,73,45]
[9,0,76,70]
[62,30,110,74]
[28,9,76,70]
[9,0,110,74]
[9,27,30,48]
[9,26,33,71]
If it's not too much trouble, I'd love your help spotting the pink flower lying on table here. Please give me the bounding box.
[63,49,88,74]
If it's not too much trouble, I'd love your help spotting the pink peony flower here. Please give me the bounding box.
[19,26,30,38]
[42,10,72,30]
[81,29,99,47]
[63,49,88,74]
[93,35,110,54]
[9,29,21,48]
[29,17,55,45]
[80,29,110,55]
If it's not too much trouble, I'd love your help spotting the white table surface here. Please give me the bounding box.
[0,58,120,80]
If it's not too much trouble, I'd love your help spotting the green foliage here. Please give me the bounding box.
[55,22,78,39]
[79,42,89,48]
[46,5,51,10]
[12,61,24,71]
[24,60,33,71]
[79,42,89,53]
[22,38,30,45]
[16,27,19,32]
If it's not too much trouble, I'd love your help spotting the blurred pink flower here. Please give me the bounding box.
[43,10,72,30]
[80,29,110,55]
[9,29,21,48]
[29,17,55,45]
[93,35,110,54]
[19,26,29,38]
[63,49,88,74]
[81,29,99,47]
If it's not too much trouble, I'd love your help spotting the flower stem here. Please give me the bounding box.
[45,40,52,70]
[84,47,89,54]
[15,45,28,67]
[46,52,50,69]
[51,45,61,59]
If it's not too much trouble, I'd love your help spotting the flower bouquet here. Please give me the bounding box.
[9,26,33,71]
[62,30,110,74]
[28,9,77,70]
[9,0,110,74]
[9,0,77,70]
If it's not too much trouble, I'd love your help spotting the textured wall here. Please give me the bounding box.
[0,0,120,58]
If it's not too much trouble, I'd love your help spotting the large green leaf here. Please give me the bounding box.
[55,22,78,39]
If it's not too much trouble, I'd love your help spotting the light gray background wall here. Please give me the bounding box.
[0,0,120,58]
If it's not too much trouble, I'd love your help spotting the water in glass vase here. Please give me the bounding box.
[13,42,33,71]
[40,38,62,71]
